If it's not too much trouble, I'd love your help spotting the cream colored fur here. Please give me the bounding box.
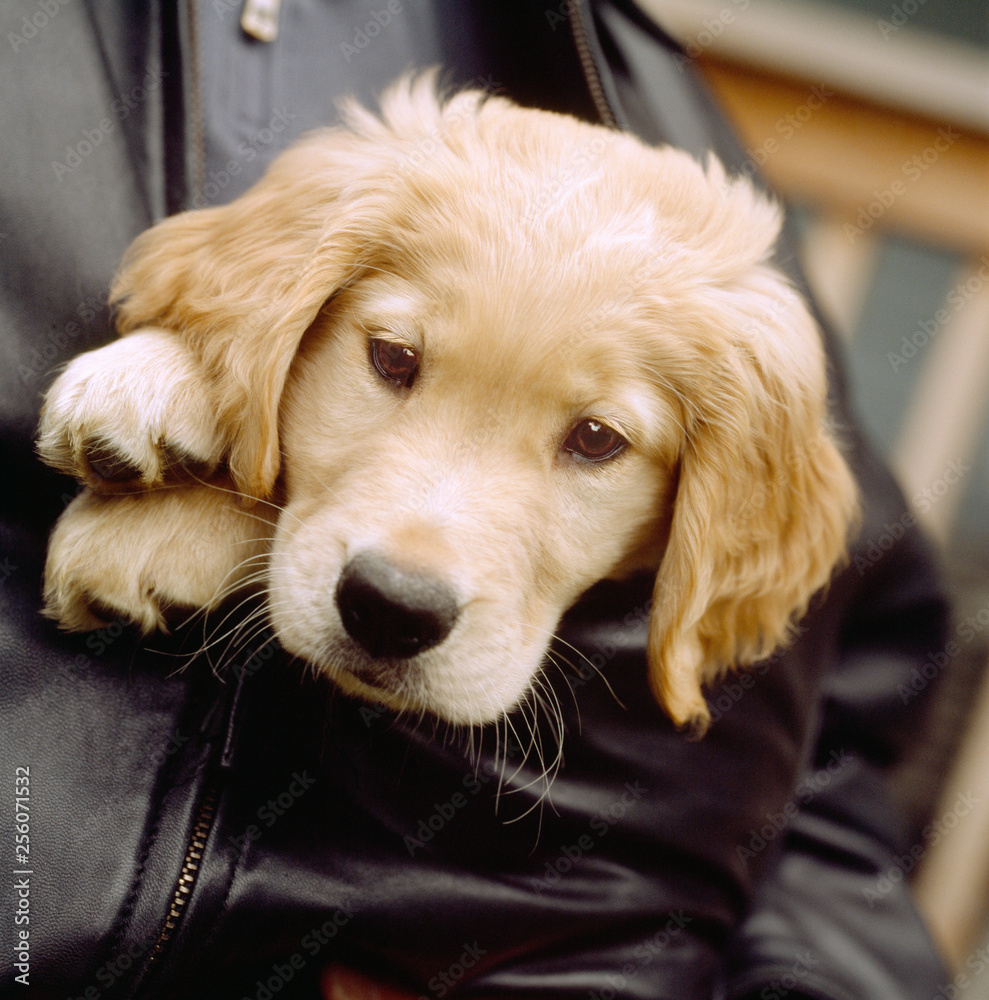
[37,74,858,730]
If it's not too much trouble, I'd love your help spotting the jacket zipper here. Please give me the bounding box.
[141,8,213,969]
[568,1,620,129]
[144,783,219,971]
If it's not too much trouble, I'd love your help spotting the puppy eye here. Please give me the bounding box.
[563,419,627,463]
[370,338,419,388]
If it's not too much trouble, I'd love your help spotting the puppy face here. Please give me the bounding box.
[54,75,857,730]
[273,260,680,723]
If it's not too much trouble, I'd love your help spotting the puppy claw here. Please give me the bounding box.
[37,328,225,491]
[43,486,274,634]
[84,437,145,484]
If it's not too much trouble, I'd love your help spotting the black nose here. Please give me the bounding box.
[335,552,459,659]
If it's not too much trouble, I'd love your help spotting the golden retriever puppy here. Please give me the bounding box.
[37,75,857,731]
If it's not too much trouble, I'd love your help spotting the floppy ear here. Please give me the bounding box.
[109,72,486,498]
[648,263,859,733]
[108,126,398,498]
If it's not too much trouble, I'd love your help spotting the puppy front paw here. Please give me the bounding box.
[37,328,226,491]
[43,485,274,633]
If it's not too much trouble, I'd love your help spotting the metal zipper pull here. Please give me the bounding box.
[241,0,281,42]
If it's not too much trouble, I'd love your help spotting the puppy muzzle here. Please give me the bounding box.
[335,551,460,666]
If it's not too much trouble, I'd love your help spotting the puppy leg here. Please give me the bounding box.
[43,484,275,632]
[37,329,225,491]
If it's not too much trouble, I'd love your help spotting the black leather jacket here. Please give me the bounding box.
[1,2,952,998]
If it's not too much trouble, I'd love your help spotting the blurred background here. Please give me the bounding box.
[641,0,989,991]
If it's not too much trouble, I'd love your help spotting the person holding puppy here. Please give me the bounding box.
[0,2,950,998]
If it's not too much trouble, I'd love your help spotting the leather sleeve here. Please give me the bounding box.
[0,2,950,998]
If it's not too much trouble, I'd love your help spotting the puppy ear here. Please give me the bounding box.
[108,129,395,498]
[648,265,859,733]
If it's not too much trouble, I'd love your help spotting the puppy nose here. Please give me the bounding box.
[335,552,459,659]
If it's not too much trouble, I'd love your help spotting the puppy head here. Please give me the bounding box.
[110,74,857,730]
